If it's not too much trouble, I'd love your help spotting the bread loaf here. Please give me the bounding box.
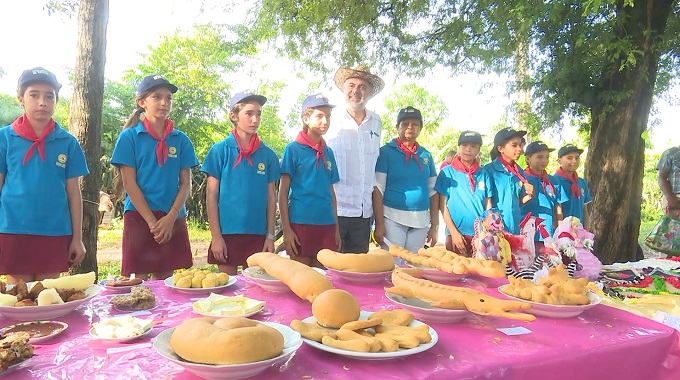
[317,249,394,273]
[170,317,284,365]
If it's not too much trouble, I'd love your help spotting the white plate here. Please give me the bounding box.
[405,262,465,282]
[0,284,101,321]
[163,276,237,294]
[242,266,325,292]
[326,268,392,284]
[497,285,602,318]
[98,278,145,293]
[153,322,302,380]
[89,325,153,343]
[0,320,68,344]
[192,303,264,319]
[385,293,469,323]
[301,310,438,360]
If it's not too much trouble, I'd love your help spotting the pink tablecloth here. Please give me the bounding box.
[2,274,680,380]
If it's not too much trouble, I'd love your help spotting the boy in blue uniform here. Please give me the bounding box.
[0,67,89,284]
[436,131,493,256]
[111,74,199,280]
[554,144,592,228]
[280,94,340,267]
[521,141,567,250]
[483,128,534,234]
[373,107,438,254]
[202,91,281,274]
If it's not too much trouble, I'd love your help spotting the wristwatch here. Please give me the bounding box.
[266,233,276,240]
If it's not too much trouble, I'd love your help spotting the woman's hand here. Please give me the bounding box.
[283,227,300,256]
[68,238,86,268]
[210,237,228,263]
[262,236,275,252]
[150,214,175,244]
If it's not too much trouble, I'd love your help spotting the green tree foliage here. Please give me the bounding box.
[0,94,22,126]
[250,0,680,264]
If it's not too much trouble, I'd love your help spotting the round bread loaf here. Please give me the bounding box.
[312,289,360,328]
[170,317,284,365]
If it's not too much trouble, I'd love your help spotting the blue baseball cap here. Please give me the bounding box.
[396,106,423,125]
[458,130,483,145]
[524,141,554,156]
[229,91,267,110]
[493,128,527,147]
[18,67,62,92]
[558,144,584,158]
[137,74,178,95]
[302,93,335,109]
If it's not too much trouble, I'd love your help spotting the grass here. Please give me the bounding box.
[98,218,212,251]
[638,220,657,244]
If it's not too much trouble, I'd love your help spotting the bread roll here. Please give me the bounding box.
[170,317,284,365]
[317,249,394,273]
[42,272,95,291]
[312,289,360,328]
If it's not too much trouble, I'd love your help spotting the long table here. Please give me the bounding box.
[2,273,680,379]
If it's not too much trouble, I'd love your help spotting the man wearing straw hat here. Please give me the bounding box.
[326,65,385,253]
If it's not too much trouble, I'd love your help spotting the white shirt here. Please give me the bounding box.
[327,108,383,217]
[374,172,437,228]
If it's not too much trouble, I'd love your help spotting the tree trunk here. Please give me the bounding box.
[69,0,109,276]
[586,0,674,264]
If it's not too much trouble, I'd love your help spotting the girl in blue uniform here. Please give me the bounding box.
[0,67,89,284]
[554,144,592,227]
[483,128,534,234]
[280,94,340,267]
[373,106,438,254]
[202,91,281,274]
[521,141,567,251]
[111,75,198,280]
[436,131,493,256]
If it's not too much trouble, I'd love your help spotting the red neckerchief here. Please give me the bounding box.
[497,156,527,183]
[451,156,480,192]
[295,130,327,169]
[524,167,555,195]
[556,167,581,199]
[11,114,56,165]
[141,118,174,167]
[232,129,262,168]
[395,138,422,170]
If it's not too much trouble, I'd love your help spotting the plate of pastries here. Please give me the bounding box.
[316,249,395,284]
[164,269,236,294]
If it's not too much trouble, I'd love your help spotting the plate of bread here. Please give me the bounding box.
[242,266,325,293]
[497,265,602,318]
[296,310,438,360]
[153,317,302,380]
[164,270,236,294]
[385,293,469,323]
[317,249,395,284]
[99,276,144,293]
[0,272,100,321]
[90,316,154,343]
[404,263,465,282]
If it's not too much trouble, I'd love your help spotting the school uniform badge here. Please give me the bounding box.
[168,146,177,157]
[326,161,332,170]
[478,181,485,191]
[257,162,266,175]
[56,154,67,168]
[423,157,429,165]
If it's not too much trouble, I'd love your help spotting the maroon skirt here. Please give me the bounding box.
[0,233,72,274]
[445,234,474,257]
[290,223,338,258]
[208,234,266,267]
[121,211,192,276]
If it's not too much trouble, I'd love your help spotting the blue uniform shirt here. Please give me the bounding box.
[280,141,339,225]
[0,123,89,235]
[435,165,493,236]
[520,173,568,241]
[552,173,592,222]
[111,122,198,218]
[201,134,280,234]
[375,140,437,212]
[483,158,528,234]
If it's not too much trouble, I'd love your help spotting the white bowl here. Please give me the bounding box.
[497,285,602,318]
[0,284,101,321]
[405,263,465,282]
[153,322,302,380]
[89,324,153,343]
[163,276,237,295]
[242,266,325,292]
[326,268,392,284]
[0,320,68,344]
[385,293,469,323]
[301,311,438,360]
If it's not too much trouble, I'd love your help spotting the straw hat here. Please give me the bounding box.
[334,64,385,96]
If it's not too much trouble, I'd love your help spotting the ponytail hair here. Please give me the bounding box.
[490,146,500,161]
[112,92,150,199]
[123,107,144,129]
